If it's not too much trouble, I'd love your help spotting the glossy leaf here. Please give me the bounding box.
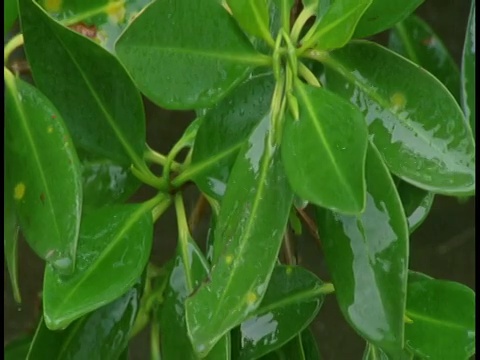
[315,142,409,352]
[362,343,413,360]
[185,74,275,201]
[81,159,141,211]
[27,276,144,359]
[322,40,475,196]
[389,14,461,101]
[4,0,18,34]
[227,0,273,45]
[461,0,476,136]
[115,0,269,110]
[4,151,21,302]
[4,335,32,360]
[238,265,326,360]
[19,0,147,168]
[4,69,82,274]
[405,276,476,359]
[396,180,434,234]
[160,196,229,359]
[43,203,154,330]
[353,0,424,38]
[40,0,151,53]
[282,81,368,214]
[301,0,371,51]
[185,116,294,356]
[261,328,321,360]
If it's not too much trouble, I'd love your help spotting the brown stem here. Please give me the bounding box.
[187,193,209,234]
[296,207,322,249]
[283,229,297,265]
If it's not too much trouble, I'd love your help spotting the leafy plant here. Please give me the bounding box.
[4,0,475,359]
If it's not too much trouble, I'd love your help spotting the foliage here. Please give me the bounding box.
[4,0,475,358]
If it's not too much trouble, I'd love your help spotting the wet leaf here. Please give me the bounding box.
[238,265,326,360]
[353,0,424,38]
[184,74,275,201]
[27,276,144,359]
[40,0,151,53]
[5,335,32,360]
[461,0,476,136]
[396,180,434,234]
[43,203,154,330]
[81,159,141,211]
[4,69,82,275]
[4,151,21,303]
[301,0,371,51]
[227,0,273,45]
[160,196,229,359]
[388,14,461,101]
[282,82,368,214]
[315,142,409,352]
[19,0,147,169]
[405,276,475,359]
[322,40,475,196]
[185,116,293,356]
[260,328,321,360]
[115,0,269,110]
[4,0,18,34]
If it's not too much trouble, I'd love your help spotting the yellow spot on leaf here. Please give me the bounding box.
[286,266,293,275]
[106,1,126,23]
[47,126,53,133]
[246,292,257,305]
[44,0,62,12]
[14,183,26,200]
[390,92,407,112]
[225,255,233,265]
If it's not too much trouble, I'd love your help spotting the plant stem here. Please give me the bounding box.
[290,7,313,44]
[131,165,169,191]
[283,229,297,265]
[144,147,182,171]
[4,34,24,63]
[150,321,161,360]
[296,207,321,249]
[188,193,209,234]
[151,195,172,222]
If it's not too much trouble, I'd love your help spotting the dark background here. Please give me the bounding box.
[4,1,475,359]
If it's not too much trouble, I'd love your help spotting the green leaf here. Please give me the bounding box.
[4,152,21,303]
[315,142,409,352]
[260,328,321,360]
[159,196,229,359]
[461,0,476,136]
[238,265,326,360]
[405,276,475,359]
[40,0,151,53]
[27,276,144,359]
[353,0,424,38]
[184,74,275,201]
[272,0,294,34]
[81,159,141,211]
[227,0,273,45]
[115,0,269,110]
[4,0,18,34]
[322,40,475,196]
[388,15,461,102]
[185,116,294,357]
[282,82,368,214]
[43,203,154,330]
[301,0,372,51]
[5,335,33,360]
[396,180,434,234]
[19,0,147,169]
[362,343,413,360]
[4,69,82,274]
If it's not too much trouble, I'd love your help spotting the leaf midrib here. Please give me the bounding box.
[6,77,65,259]
[406,309,470,330]
[50,204,150,321]
[295,83,362,210]
[39,9,144,169]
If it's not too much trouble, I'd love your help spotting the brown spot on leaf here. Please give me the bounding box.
[40,193,46,205]
[68,22,97,39]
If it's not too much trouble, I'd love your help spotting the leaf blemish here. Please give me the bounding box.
[40,193,46,205]
[246,291,257,305]
[47,125,54,133]
[390,92,406,112]
[14,183,26,200]
[225,255,233,265]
